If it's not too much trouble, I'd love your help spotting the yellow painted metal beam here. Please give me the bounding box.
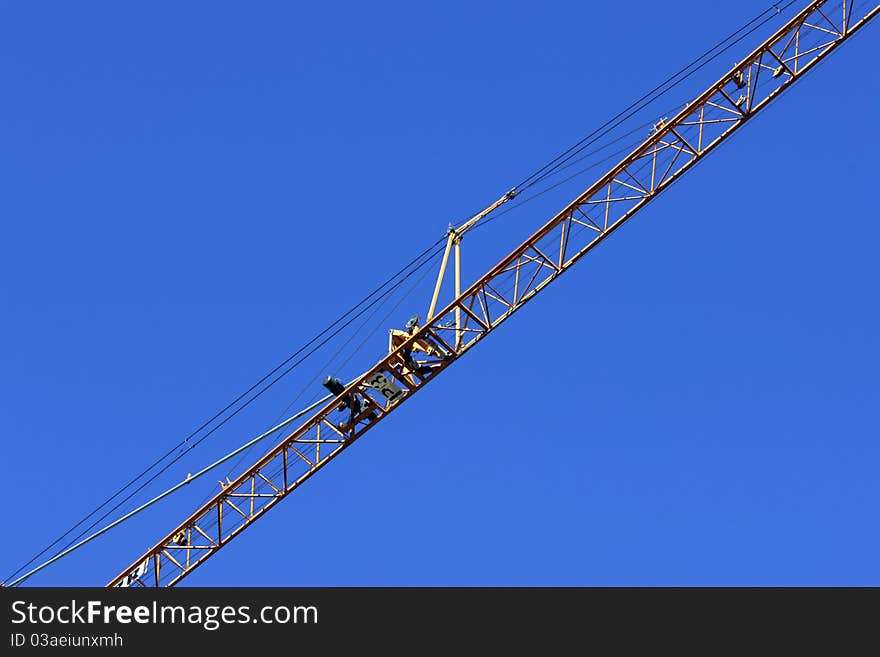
[108,0,879,588]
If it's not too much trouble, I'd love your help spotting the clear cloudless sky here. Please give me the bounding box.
[2,1,879,586]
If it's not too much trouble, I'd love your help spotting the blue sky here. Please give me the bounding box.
[2,1,879,586]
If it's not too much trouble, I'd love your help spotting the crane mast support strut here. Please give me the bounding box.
[108,0,878,587]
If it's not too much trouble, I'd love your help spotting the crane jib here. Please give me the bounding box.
[108,0,880,587]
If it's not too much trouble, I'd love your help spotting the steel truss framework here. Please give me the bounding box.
[109,0,879,587]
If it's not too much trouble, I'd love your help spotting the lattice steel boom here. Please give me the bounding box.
[109,0,879,587]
